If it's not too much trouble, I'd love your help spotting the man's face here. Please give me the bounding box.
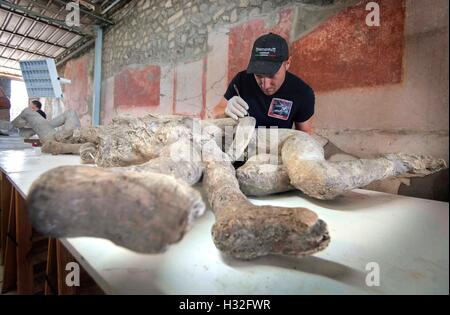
[254,57,291,96]
[29,101,38,111]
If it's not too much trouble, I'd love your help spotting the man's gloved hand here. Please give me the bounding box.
[224,96,249,120]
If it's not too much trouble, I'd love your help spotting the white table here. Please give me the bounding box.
[0,135,33,151]
[1,145,448,295]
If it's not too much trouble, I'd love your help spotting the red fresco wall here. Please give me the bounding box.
[228,9,293,83]
[62,53,93,120]
[289,0,405,92]
[114,65,161,108]
[95,0,406,121]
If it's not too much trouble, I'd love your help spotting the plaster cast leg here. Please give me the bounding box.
[281,133,448,200]
[41,141,82,155]
[201,127,330,260]
[237,132,447,199]
[236,154,294,196]
[204,156,330,259]
[27,166,205,253]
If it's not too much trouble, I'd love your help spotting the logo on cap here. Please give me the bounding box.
[255,47,277,58]
[247,33,289,75]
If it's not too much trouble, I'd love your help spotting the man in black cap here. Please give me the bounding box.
[221,32,314,133]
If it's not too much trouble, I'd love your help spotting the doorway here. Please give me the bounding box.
[10,80,28,121]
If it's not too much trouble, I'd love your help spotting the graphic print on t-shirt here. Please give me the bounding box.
[267,98,293,120]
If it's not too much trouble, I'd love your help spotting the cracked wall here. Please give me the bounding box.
[99,0,341,122]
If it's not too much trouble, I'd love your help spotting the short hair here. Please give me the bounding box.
[31,100,42,109]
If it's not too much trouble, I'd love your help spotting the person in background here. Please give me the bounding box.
[30,100,46,119]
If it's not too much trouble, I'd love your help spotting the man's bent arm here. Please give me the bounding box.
[210,97,228,119]
[295,117,313,134]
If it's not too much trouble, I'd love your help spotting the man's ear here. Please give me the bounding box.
[285,56,292,70]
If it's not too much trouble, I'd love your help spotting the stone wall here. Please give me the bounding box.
[99,0,359,122]
[102,0,337,79]
[60,51,95,126]
[58,0,342,123]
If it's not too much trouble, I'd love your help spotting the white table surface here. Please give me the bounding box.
[0,149,82,176]
[0,135,33,151]
[1,144,449,295]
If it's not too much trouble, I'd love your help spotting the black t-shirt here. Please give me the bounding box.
[37,109,46,119]
[224,71,314,128]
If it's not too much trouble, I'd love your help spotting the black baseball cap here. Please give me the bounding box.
[247,33,289,76]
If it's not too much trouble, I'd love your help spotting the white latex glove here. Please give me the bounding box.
[224,96,249,120]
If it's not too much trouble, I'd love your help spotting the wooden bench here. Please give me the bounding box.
[1,171,103,295]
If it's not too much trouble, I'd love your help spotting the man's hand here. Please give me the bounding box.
[224,96,249,120]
